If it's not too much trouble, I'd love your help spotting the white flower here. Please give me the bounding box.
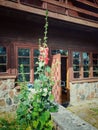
[43,88,48,93]
[28,88,36,94]
[28,88,37,100]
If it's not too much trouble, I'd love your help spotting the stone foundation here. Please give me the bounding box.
[70,82,98,105]
[1,78,98,112]
[0,79,19,112]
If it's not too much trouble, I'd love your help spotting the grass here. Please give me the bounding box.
[0,111,17,130]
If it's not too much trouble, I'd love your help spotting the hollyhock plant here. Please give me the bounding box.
[16,10,58,130]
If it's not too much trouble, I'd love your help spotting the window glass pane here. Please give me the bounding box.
[0,47,7,72]
[84,72,89,78]
[34,58,39,64]
[18,75,23,82]
[0,47,6,55]
[25,74,30,81]
[93,72,98,77]
[73,66,80,71]
[73,52,80,58]
[60,50,68,56]
[83,53,89,65]
[34,74,39,80]
[18,66,30,73]
[93,54,98,59]
[83,60,89,65]
[18,48,29,56]
[34,49,39,57]
[73,72,80,78]
[18,74,30,82]
[93,60,98,65]
[0,56,6,63]
[83,66,89,71]
[34,66,39,79]
[51,50,57,55]
[0,65,6,72]
[51,49,68,56]
[83,52,89,60]
[93,66,98,71]
[18,58,29,64]
[73,59,79,65]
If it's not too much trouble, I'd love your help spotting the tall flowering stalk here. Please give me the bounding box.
[39,10,49,65]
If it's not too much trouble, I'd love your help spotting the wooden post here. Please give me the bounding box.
[65,0,68,15]
[17,0,20,4]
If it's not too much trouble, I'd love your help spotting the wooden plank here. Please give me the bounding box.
[0,0,98,28]
[75,0,98,9]
[71,78,98,83]
[41,0,98,18]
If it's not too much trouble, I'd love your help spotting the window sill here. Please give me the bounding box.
[0,75,16,79]
[71,78,98,84]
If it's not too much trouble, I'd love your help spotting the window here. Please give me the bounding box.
[17,47,39,82]
[72,51,90,79]
[72,51,98,79]
[93,53,98,77]
[73,52,80,78]
[0,46,7,73]
[18,48,30,81]
[82,52,90,78]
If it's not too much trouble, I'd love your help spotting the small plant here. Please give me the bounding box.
[16,10,58,130]
[0,117,17,130]
[90,108,98,114]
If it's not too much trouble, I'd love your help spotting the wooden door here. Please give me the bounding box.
[51,54,62,104]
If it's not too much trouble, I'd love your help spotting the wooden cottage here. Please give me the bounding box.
[0,0,98,111]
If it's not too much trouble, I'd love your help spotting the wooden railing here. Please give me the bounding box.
[41,0,98,22]
[3,0,98,23]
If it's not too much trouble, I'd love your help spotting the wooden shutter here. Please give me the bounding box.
[51,54,62,104]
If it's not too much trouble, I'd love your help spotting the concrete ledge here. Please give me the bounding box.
[51,105,97,130]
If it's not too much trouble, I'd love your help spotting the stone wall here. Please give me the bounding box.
[0,79,19,112]
[70,82,98,105]
[1,78,98,112]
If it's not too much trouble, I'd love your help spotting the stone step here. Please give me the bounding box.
[51,105,97,130]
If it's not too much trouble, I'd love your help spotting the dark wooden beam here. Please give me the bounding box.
[0,0,98,28]
[75,0,98,9]
[41,0,98,18]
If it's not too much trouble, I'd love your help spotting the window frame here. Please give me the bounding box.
[0,44,10,75]
[71,50,98,81]
[92,53,98,77]
[16,44,39,83]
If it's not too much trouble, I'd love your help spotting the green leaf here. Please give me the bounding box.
[45,66,51,73]
[32,111,39,118]
[33,120,39,128]
[26,125,32,130]
[49,94,54,101]
[39,62,44,68]
[45,120,53,130]
[49,106,58,112]
[40,111,50,122]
